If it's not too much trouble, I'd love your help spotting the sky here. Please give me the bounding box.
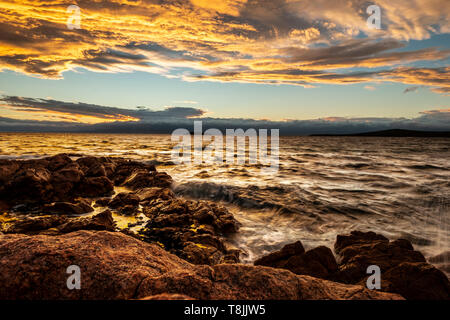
[0,0,449,134]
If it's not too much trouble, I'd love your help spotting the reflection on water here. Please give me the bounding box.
[0,133,449,263]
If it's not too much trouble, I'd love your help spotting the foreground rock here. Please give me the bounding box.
[255,231,450,300]
[0,154,239,265]
[0,231,402,300]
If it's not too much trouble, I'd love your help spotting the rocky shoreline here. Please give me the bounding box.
[0,154,448,300]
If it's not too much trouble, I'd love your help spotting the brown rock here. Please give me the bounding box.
[94,198,111,207]
[8,167,53,203]
[382,262,450,300]
[179,242,223,265]
[335,232,426,284]
[137,187,174,202]
[43,200,94,215]
[255,243,338,280]
[1,215,68,234]
[255,241,305,266]
[333,230,450,300]
[111,161,156,186]
[47,154,73,171]
[109,193,140,211]
[0,161,20,185]
[0,231,403,300]
[335,230,388,254]
[56,210,116,233]
[123,171,173,190]
[140,198,240,265]
[76,157,107,177]
[78,176,114,197]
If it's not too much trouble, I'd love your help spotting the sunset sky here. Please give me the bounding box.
[0,0,449,133]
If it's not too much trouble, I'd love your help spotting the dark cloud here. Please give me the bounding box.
[0,96,205,122]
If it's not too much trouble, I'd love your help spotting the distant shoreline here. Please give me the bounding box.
[0,128,449,137]
[310,129,450,137]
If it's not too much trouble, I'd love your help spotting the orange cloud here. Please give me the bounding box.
[0,0,449,94]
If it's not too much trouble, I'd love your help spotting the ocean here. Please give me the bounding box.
[0,132,448,263]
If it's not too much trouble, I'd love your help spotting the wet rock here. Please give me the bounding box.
[7,167,53,203]
[47,154,73,171]
[111,161,156,186]
[255,241,305,266]
[140,198,240,265]
[179,242,223,265]
[382,262,450,300]
[50,164,83,200]
[137,187,174,203]
[335,230,388,254]
[0,231,403,300]
[333,230,450,300]
[0,161,20,186]
[76,156,107,177]
[77,176,114,198]
[255,242,338,280]
[43,200,94,215]
[334,231,426,284]
[108,192,140,215]
[0,210,115,235]
[123,171,173,190]
[56,210,116,233]
[94,198,111,207]
[0,215,68,234]
[285,246,338,280]
[0,155,173,207]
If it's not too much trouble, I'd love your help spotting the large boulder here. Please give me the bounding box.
[382,262,450,300]
[254,242,338,280]
[334,231,426,284]
[0,231,403,300]
[334,231,450,300]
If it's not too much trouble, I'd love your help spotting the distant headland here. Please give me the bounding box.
[310,129,450,137]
